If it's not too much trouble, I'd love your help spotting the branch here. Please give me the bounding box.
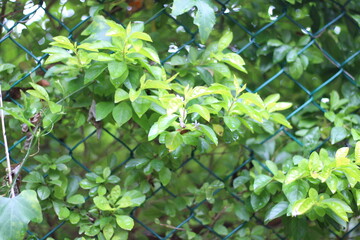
[0,84,15,198]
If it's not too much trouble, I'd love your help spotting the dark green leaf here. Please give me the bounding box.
[84,62,107,84]
[0,190,42,240]
[264,201,289,224]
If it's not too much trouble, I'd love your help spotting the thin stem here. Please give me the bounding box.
[9,124,40,193]
[0,85,15,198]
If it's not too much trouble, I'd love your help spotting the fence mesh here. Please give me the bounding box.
[1,0,359,239]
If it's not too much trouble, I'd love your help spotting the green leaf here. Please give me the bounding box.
[289,57,303,79]
[298,36,311,46]
[264,93,280,106]
[114,89,129,103]
[199,124,218,145]
[0,190,42,240]
[292,198,314,216]
[88,52,114,61]
[193,0,216,43]
[159,167,172,186]
[218,31,233,51]
[222,53,246,73]
[84,62,107,84]
[93,196,114,211]
[69,212,80,224]
[251,191,270,211]
[253,175,273,194]
[330,127,348,144]
[142,80,170,90]
[188,104,210,122]
[23,172,44,184]
[286,49,298,63]
[271,113,292,129]
[165,131,183,151]
[95,102,114,121]
[321,198,352,222]
[224,116,241,132]
[273,45,291,63]
[138,47,160,63]
[28,82,49,101]
[171,0,196,16]
[130,32,152,42]
[67,194,85,205]
[50,36,74,50]
[283,180,309,203]
[268,102,293,112]
[103,224,114,240]
[59,206,70,219]
[48,101,62,113]
[355,142,360,164]
[108,61,127,80]
[116,215,134,231]
[267,39,283,47]
[117,196,132,208]
[264,201,289,224]
[326,174,338,194]
[131,97,151,118]
[37,186,51,200]
[122,190,145,206]
[148,114,178,141]
[240,92,264,108]
[112,102,132,127]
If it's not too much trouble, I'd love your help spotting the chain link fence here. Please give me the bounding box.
[1,0,359,239]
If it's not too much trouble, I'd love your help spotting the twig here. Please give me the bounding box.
[156,222,186,231]
[9,124,40,193]
[0,85,15,198]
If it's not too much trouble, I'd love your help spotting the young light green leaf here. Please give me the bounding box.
[28,82,49,101]
[188,104,210,122]
[292,198,314,216]
[218,31,233,51]
[139,47,160,63]
[116,215,134,231]
[165,131,183,151]
[355,142,360,164]
[93,196,114,211]
[130,32,152,42]
[142,80,170,90]
[114,88,129,103]
[50,36,75,51]
[270,113,292,129]
[48,101,62,113]
[222,53,246,73]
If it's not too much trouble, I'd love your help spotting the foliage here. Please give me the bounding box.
[0,0,359,239]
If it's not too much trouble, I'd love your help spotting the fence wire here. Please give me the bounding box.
[1,0,359,239]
